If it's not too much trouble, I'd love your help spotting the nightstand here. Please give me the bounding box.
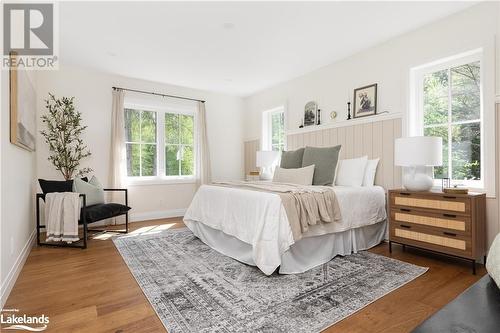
[388,189,486,274]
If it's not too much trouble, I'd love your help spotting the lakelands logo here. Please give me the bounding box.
[2,2,59,69]
[0,309,49,332]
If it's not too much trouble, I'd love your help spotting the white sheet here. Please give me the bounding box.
[183,184,387,275]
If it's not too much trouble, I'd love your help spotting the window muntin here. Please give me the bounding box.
[422,61,481,183]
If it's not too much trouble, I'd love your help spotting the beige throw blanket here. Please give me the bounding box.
[212,181,341,241]
[45,192,80,243]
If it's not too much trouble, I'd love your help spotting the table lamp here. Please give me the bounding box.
[256,150,280,180]
[395,136,442,191]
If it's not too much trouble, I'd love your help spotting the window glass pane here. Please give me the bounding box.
[141,144,157,176]
[271,113,281,145]
[180,115,194,145]
[126,143,140,176]
[451,122,480,181]
[165,113,179,144]
[125,109,141,142]
[181,145,194,176]
[451,62,480,122]
[141,111,157,143]
[165,145,180,176]
[270,111,285,151]
[424,126,448,179]
[423,70,448,126]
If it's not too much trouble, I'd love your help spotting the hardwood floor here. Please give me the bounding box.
[4,218,485,333]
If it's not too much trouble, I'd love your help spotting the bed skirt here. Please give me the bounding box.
[185,220,387,274]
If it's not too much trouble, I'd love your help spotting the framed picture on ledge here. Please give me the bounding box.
[353,83,377,118]
[304,101,318,126]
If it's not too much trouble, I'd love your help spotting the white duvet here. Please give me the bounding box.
[183,184,386,275]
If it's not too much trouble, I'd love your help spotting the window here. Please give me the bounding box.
[263,107,285,151]
[124,101,196,183]
[412,51,482,188]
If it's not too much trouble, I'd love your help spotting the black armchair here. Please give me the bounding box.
[36,188,130,249]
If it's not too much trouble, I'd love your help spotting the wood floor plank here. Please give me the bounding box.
[3,218,485,332]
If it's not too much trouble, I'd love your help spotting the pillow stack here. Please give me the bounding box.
[277,146,379,187]
[38,176,105,206]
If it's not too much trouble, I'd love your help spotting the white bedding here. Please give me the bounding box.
[183,184,386,275]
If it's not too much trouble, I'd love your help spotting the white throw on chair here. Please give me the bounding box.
[45,192,81,243]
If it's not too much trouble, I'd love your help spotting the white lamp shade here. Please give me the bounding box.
[256,150,280,168]
[395,136,442,167]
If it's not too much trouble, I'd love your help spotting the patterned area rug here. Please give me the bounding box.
[114,228,427,333]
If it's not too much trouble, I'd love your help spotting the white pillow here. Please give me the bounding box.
[362,158,380,186]
[273,165,315,185]
[73,176,105,206]
[335,156,368,187]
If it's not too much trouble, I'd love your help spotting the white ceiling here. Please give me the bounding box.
[60,1,476,96]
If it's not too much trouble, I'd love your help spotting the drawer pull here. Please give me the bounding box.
[443,232,457,237]
[443,195,457,199]
[400,208,411,212]
[443,213,457,218]
[399,192,411,196]
[400,224,411,229]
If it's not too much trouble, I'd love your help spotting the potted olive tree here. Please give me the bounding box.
[40,93,92,180]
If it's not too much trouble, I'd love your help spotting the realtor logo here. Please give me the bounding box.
[2,2,58,69]
[3,3,53,55]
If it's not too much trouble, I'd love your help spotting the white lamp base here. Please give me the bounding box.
[403,166,434,191]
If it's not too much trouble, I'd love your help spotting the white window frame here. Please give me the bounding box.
[262,106,286,151]
[409,49,483,190]
[124,101,198,186]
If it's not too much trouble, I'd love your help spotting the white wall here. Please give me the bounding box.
[0,69,37,306]
[243,2,499,247]
[244,3,497,141]
[36,65,244,219]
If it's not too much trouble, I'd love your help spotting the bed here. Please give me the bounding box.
[183,184,387,275]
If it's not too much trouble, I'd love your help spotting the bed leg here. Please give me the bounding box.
[389,241,392,253]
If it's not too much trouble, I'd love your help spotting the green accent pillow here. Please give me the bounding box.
[302,145,342,186]
[73,176,105,206]
[280,148,305,169]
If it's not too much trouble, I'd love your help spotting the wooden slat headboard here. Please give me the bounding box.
[244,139,260,175]
[243,117,402,190]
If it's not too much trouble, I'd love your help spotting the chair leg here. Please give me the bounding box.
[83,220,88,249]
[125,213,129,233]
[36,195,41,246]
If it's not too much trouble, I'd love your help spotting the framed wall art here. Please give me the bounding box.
[353,84,377,118]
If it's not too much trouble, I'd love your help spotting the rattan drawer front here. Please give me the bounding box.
[394,228,466,250]
[393,212,467,232]
[394,196,467,213]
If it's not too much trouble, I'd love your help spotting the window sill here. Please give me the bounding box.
[126,177,197,186]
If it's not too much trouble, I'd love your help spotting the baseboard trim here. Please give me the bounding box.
[0,228,36,308]
[130,208,186,222]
